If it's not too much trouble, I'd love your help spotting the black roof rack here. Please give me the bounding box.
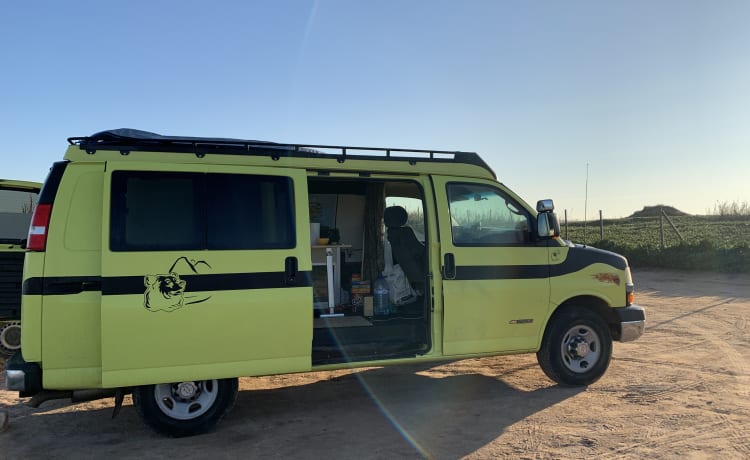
[68,129,495,177]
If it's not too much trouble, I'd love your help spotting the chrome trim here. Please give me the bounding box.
[619,320,645,342]
[6,369,26,391]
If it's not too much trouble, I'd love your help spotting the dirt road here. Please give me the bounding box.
[1,269,749,459]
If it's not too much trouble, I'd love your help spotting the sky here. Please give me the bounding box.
[1,1,748,220]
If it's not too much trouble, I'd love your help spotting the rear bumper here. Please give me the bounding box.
[612,305,645,342]
[5,352,42,397]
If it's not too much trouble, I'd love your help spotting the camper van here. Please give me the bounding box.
[0,180,41,357]
[6,129,644,437]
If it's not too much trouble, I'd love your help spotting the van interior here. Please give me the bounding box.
[308,178,431,365]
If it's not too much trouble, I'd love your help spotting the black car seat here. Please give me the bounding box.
[384,206,425,292]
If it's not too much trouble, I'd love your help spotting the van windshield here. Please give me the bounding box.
[0,187,39,244]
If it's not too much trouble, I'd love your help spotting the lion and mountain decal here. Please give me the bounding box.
[144,257,212,312]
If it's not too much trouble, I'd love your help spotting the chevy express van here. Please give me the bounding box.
[7,129,644,436]
[0,180,41,357]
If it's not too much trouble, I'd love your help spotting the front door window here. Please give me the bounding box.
[447,183,532,246]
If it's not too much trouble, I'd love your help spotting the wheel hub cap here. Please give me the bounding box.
[176,382,199,399]
[568,337,590,358]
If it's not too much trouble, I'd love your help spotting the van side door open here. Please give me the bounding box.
[100,162,313,387]
[433,176,551,355]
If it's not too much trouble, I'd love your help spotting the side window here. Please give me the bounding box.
[111,172,204,251]
[447,183,532,246]
[111,171,295,251]
[206,174,295,250]
[0,188,38,244]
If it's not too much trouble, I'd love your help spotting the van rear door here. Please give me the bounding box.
[100,162,312,387]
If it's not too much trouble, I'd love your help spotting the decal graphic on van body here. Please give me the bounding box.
[144,257,212,312]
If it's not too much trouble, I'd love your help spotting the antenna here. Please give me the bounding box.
[583,163,589,244]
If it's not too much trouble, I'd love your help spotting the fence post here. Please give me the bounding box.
[661,209,684,243]
[599,210,603,240]
[564,209,568,240]
[659,207,665,250]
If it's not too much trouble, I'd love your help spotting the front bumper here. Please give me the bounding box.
[613,305,645,342]
[5,351,42,397]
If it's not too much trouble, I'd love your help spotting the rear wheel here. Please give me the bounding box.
[537,308,612,386]
[0,321,22,358]
[132,378,238,437]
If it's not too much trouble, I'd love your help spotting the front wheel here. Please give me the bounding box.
[132,378,238,437]
[537,308,612,386]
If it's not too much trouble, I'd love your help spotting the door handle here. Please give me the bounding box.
[284,257,298,285]
[443,253,456,280]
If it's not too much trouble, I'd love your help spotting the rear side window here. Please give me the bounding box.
[111,171,295,251]
[206,174,295,250]
[0,187,39,244]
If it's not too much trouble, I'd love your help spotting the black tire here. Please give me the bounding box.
[536,308,612,386]
[132,378,238,437]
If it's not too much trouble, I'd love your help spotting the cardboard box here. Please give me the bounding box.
[363,296,373,317]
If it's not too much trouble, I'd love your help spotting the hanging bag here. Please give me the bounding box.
[382,263,417,306]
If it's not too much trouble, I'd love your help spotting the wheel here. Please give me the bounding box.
[0,321,22,358]
[536,308,612,386]
[132,378,238,437]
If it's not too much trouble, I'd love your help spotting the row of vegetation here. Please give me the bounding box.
[563,212,750,273]
[707,200,750,216]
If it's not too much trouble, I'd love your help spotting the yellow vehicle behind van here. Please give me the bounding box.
[0,179,41,357]
[6,129,644,437]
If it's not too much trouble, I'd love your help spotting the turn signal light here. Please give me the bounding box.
[626,283,635,306]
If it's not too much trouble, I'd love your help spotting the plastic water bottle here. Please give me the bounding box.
[373,276,390,317]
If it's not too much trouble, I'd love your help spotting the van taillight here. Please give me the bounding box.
[27,203,52,251]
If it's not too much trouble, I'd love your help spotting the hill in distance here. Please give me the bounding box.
[629,205,689,218]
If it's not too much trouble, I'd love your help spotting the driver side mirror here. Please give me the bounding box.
[536,199,560,238]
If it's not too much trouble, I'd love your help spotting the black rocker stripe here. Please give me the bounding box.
[452,246,627,281]
[23,271,312,296]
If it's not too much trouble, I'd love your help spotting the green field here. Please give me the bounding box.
[563,215,750,272]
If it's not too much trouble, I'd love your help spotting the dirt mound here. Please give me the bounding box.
[629,205,688,218]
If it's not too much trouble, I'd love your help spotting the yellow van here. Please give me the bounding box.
[6,129,644,436]
[0,179,41,357]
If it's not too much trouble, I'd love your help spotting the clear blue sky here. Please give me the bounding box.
[2,1,748,219]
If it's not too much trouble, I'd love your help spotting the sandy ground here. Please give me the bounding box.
[1,268,749,459]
